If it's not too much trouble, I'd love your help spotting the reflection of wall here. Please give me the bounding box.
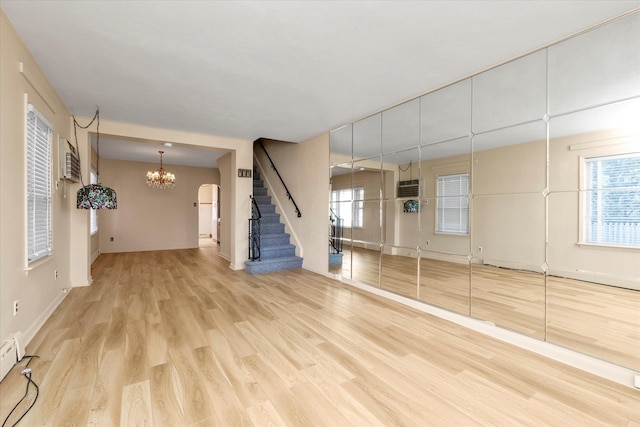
[99,159,218,253]
[392,133,639,289]
[419,154,471,257]
[549,130,639,289]
[331,171,382,248]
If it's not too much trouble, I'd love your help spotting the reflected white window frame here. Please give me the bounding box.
[331,187,364,228]
[435,173,469,235]
[580,152,640,248]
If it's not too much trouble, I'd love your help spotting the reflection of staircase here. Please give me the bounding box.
[245,169,303,274]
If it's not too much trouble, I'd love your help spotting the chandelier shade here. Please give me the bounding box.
[77,184,117,209]
[147,150,175,189]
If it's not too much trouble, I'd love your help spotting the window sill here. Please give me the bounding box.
[24,253,53,274]
[435,231,469,237]
[577,242,639,250]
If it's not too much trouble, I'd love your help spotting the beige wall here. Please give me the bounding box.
[0,10,73,345]
[217,152,232,261]
[98,159,219,253]
[254,135,330,274]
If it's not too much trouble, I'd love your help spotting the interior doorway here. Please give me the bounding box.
[198,184,220,247]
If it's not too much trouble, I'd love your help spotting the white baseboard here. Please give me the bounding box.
[22,289,69,351]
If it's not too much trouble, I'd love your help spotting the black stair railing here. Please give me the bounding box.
[256,139,301,218]
[329,208,343,254]
[249,195,261,261]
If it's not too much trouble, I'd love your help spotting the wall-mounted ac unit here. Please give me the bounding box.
[397,179,420,197]
[59,137,80,183]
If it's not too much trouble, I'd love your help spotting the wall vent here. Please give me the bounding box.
[397,179,420,197]
[59,137,81,183]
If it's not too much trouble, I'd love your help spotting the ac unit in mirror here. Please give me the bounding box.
[59,137,80,183]
[397,179,420,197]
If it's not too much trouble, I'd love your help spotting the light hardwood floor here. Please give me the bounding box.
[1,246,639,426]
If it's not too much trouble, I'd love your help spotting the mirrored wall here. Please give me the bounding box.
[329,12,640,371]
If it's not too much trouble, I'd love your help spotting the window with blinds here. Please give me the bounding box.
[26,104,53,263]
[89,169,99,234]
[583,153,640,246]
[436,173,469,235]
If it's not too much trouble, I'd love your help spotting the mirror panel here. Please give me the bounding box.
[419,255,470,315]
[473,121,547,195]
[548,12,640,116]
[353,113,382,160]
[547,99,640,369]
[383,198,420,248]
[471,194,546,338]
[472,50,547,133]
[382,99,420,154]
[419,130,472,314]
[330,124,353,163]
[420,79,472,145]
[381,245,419,299]
[350,245,380,288]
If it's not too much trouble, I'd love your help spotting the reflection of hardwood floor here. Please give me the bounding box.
[330,247,638,369]
[2,246,638,425]
[547,276,640,370]
[471,264,545,339]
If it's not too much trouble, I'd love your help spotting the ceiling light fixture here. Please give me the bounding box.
[76,107,118,209]
[146,150,175,189]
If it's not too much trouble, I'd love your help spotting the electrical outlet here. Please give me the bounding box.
[477,246,483,253]
[13,300,19,316]
[54,270,58,279]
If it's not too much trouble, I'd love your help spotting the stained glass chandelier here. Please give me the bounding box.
[76,107,118,209]
[146,150,175,189]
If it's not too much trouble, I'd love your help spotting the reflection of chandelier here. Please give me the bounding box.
[146,150,175,189]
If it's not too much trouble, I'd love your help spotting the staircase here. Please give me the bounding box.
[245,169,303,274]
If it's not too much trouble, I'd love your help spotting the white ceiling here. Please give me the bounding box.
[2,1,639,167]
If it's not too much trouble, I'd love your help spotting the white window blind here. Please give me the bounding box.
[584,153,640,246]
[331,188,364,227]
[26,105,53,263]
[90,169,98,235]
[436,173,469,234]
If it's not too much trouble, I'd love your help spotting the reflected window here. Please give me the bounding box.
[584,154,640,246]
[436,173,469,234]
[331,188,364,228]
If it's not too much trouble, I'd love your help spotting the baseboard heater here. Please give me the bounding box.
[0,333,25,382]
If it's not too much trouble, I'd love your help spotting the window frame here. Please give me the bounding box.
[580,152,640,248]
[26,104,54,265]
[435,172,469,235]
